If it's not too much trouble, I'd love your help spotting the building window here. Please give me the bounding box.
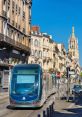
[31,50,34,56]
[16,4,18,14]
[47,61,49,65]
[19,7,20,15]
[35,50,38,57]
[31,38,33,45]
[39,51,42,58]
[12,1,15,12]
[23,11,25,19]
[3,0,6,5]
[34,39,38,46]
[38,41,40,46]
[11,30,13,39]
[23,28,25,33]
[31,61,33,64]
[18,33,19,40]
[7,27,9,36]
[37,51,39,57]
[43,50,47,57]
[39,62,42,66]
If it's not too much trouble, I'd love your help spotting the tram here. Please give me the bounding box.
[9,64,56,108]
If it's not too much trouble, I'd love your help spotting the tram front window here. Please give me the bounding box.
[11,69,39,95]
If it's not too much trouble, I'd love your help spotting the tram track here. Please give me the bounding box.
[0,96,36,117]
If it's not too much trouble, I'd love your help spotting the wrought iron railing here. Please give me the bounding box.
[0,33,30,52]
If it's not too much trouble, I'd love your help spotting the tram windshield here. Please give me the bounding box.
[11,68,39,95]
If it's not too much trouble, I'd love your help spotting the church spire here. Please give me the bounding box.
[68,26,79,61]
[72,26,75,38]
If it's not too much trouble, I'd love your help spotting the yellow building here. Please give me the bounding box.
[53,43,59,72]
[57,43,66,74]
[0,0,32,65]
[28,26,43,66]
[28,26,53,71]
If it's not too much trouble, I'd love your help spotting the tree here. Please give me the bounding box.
[80,72,82,78]
[49,68,54,73]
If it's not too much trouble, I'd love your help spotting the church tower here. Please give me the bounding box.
[68,26,79,62]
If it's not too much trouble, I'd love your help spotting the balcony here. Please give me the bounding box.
[0,33,30,53]
[43,44,49,49]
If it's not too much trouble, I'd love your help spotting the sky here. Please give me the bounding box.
[32,0,82,66]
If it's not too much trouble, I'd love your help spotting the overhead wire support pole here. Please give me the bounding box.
[66,66,70,102]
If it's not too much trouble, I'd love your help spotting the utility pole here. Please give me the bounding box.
[56,72,60,99]
[66,67,70,101]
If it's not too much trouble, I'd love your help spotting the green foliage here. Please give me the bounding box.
[80,72,82,78]
[49,68,54,73]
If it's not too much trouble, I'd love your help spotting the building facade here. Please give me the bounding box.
[0,0,32,66]
[0,0,32,87]
[28,26,53,71]
[57,44,66,74]
[28,26,43,67]
[28,26,67,76]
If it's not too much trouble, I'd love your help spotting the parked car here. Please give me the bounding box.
[72,84,82,95]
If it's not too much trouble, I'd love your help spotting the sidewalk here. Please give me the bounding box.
[0,92,8,100]
[54,98,75,117]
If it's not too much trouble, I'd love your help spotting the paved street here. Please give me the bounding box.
[54,98,82,117]
[1,92,82,117]
[0,93,55,117]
